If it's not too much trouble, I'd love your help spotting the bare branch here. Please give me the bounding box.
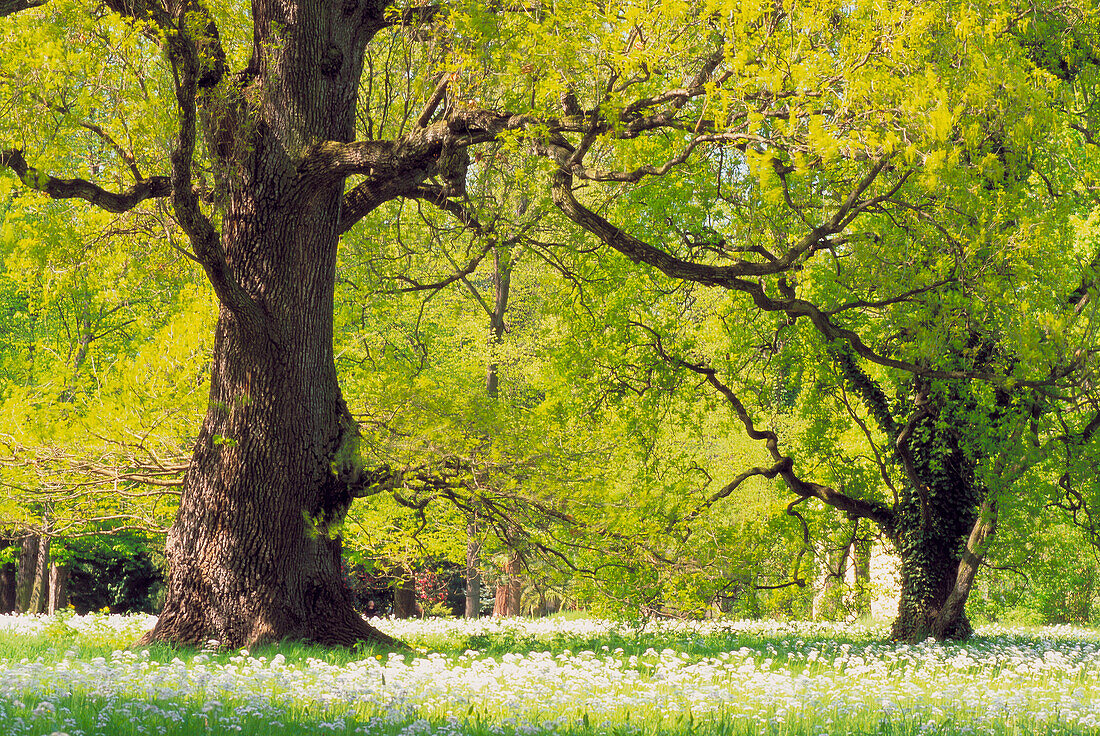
[416,77,448,128]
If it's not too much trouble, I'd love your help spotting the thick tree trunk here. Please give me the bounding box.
[890,545,971,641]
[931,497,997,638]
[140,280,395,647]
[885,390,992,643]
[889,487,985,642]
[137,156,394,648]
[135,0,406,650]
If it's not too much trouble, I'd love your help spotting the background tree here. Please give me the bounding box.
[509,0,1100,640]
[0,165,203,613]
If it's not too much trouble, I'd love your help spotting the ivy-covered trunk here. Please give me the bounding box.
[890,512,975,641]
[888,404,986,642]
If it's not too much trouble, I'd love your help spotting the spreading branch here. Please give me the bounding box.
[548,157,893,282]
[635,324,896,531]
[0,438,187,538]
[0,150,171,212]
[549,163,1067,392]
[300,111,530,188]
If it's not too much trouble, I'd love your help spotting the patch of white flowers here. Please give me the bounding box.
[3,614,1100,735]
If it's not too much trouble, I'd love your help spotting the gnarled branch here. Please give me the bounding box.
[635,323,896,532]
[0,149,170,212]
[301,110,530,188]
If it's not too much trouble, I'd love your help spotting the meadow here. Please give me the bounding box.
[1,613,1100,736]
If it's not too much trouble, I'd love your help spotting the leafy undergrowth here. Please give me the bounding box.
[3,613,1100,735]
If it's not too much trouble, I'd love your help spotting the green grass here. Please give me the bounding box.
[3,614,1100,736]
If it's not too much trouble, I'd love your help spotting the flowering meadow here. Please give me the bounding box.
[2,613,1100,736]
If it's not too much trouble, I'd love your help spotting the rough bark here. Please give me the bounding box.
[15,534,38,613]
[48,563,69,615]
[931,498,997,639]
[135,0,407,649]
[0,0,46,20]
[139,219,395,647]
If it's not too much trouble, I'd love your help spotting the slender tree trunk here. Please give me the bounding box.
[484,245,512,399]
[393,578,418,619]
[48,563,69,615]
[847,537,871,617]
[485,248,524,619]
[15,534,41,614]
[465,520,481,618]
[812,543,847,621]
[28,533,49,614]
[1077,565,1095,623]
[465,245,510,622]
[0,546,16,613]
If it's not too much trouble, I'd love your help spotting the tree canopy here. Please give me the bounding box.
[1,0,1099,643]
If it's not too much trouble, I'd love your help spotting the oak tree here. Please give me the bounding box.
[0,0,519,646]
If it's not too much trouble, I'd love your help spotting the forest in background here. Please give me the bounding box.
[0,0,1099,640]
